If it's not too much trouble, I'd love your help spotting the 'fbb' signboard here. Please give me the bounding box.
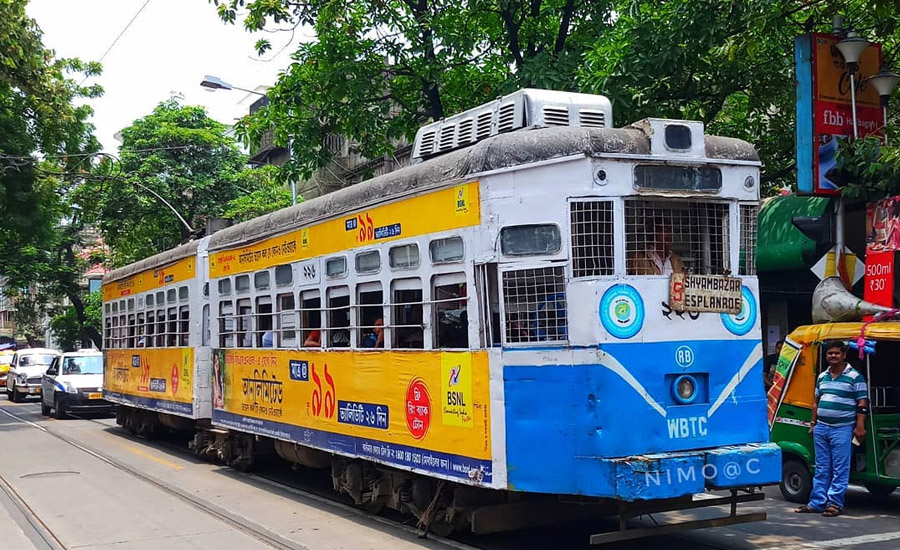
[795,33,884,195]
[670,274,742,314]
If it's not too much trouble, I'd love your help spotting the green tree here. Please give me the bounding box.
[213,0,899,194]
[49,290,102,351]
[225,165,295,223]
[79,100,248,265]
[0,0,101,346]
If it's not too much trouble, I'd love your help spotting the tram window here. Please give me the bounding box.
[502,266,568,343]
[219,301,234,347]
[278,293,296,347]
[390,244,420,270]
[137,296,144,310]
[740,204,758,276]
[104,316,111,348]
[202,304,210,346]
[634,165,722,193]
[500,224,561,256]
[127,298,135,311]
[179,306,190,346]
[236,275,250,293]
[127,314,136,348]
[112,302,118,314]
[236,298,252,347]
[430,237,464,264]
[355,251,381,274]
[625,199,730,276]
[327,288,351,347]
[275,264,292,287]
[156,291,164,306]
[357,284,384,349]
[256,296,273,347]
[326,256,348,278]
[167,288,176,304]
[218,278,231,296]
[105,303,110,314]
[300,291,321,348]
[111,316,119,348]
[137,313,145,347]
[203,283,209,298]
[570,201,614,277]
[167,307,178,347]
[156,308,166,347]
[433,274,468,348]
[146,311,155,348]
[392,279,423,349]
[179,286,189,302]
[119,314,127,347]
[255,270,270,291]
[146,294,154,307]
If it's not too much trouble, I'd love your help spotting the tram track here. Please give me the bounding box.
[0,403,484,550]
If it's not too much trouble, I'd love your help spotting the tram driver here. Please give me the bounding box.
[628,216,685,275]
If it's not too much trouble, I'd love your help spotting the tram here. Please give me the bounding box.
[102,89,780,543]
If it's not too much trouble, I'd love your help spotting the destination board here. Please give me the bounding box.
[669,273,742,314]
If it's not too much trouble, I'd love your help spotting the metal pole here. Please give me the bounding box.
[133,181,194,234]
[885,105,890,146]
[291,180,297,205]
[835,197,845,281]
[850,71,859,140]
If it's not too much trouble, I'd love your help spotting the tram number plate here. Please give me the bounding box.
[670,274,742,314]
[87,392,102,400]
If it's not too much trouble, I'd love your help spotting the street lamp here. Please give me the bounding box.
[200,75,266,96]
[868,66,900,145]
[835,31,871,139]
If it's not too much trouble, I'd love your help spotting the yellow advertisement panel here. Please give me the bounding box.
[209,182,481,278]
[212,349,493,484]
[104,348,195,416]
[102,256,196,302]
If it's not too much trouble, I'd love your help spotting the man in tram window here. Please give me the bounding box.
[362,318,384,348]
[628,216,685,275]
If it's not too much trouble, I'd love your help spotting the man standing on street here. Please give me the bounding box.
[795,341,868,517]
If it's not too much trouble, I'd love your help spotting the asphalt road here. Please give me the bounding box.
[0,397,897,550]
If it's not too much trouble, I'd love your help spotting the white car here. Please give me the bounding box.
[41,351,113,418]
[5,348,60,402]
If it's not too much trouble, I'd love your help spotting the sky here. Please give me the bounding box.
[27,0,304,153]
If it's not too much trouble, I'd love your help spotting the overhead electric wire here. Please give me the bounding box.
[79,0,153,85]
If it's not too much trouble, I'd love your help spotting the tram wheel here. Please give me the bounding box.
[864,484,897,497]
[780,457,812,503]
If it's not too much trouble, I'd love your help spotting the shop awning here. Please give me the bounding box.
[757,195,833,272]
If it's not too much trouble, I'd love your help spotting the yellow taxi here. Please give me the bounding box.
[0,350,14,388]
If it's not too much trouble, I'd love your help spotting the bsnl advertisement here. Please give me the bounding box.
[104,348,195,416]
[211,349,493,484]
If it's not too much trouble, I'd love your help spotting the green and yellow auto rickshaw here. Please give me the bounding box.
[768,323,900,502]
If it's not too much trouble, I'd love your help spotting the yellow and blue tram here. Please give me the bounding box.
[102,89,780,542]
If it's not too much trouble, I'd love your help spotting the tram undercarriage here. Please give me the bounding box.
[115,406,768,544]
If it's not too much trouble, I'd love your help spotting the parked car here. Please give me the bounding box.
[0,350,14,388]
[41,350,113,418]
[5,348,60,402]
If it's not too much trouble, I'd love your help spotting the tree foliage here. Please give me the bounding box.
[0,0,101,346]
[78,100,250,265]
[224,164,295,223]
[49,290,101,351]
[214,0,899,195]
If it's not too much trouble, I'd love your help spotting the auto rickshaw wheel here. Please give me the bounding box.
[780,457,812,503]
[864,484,897,497]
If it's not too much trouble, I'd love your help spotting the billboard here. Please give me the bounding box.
[796,33,884,195]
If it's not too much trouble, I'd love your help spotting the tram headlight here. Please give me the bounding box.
[672,374,698,404]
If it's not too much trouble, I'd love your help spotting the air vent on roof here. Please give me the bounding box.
[498,103,516,132]
[476,112,493,140]
[579,109,606,128]
[543,106,570,126]
[410,89,613,164]
[458,119,474,144]
[438,124,456,151]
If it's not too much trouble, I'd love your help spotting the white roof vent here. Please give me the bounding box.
[411,88,613,164]
[632,118,706,158]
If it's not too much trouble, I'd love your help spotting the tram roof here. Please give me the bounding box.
[208,125,757,254]
[103,240,199,286]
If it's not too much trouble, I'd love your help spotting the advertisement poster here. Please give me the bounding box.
[866,197,900,252]
[211,349,494,485]
[104,348,195,416]
[795,33,884,195]
[863,250,894,308]
[767,338,802,428]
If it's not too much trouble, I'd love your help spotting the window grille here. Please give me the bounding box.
[625,199,730,275]
[570,200,614,277]
[740,204,758,275]
[502,266,567,343]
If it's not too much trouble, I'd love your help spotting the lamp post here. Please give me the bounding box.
[200,75,297,206]
[868,66,900,145]
[835,31,871,140]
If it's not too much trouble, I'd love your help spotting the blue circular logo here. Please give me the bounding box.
[675,345,695,369]
[599,284,645,339]
[720,286,757,336]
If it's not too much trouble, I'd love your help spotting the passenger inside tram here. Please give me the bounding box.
[627,216,685,275]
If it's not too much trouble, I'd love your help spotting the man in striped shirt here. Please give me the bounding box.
[796,341,868,517]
